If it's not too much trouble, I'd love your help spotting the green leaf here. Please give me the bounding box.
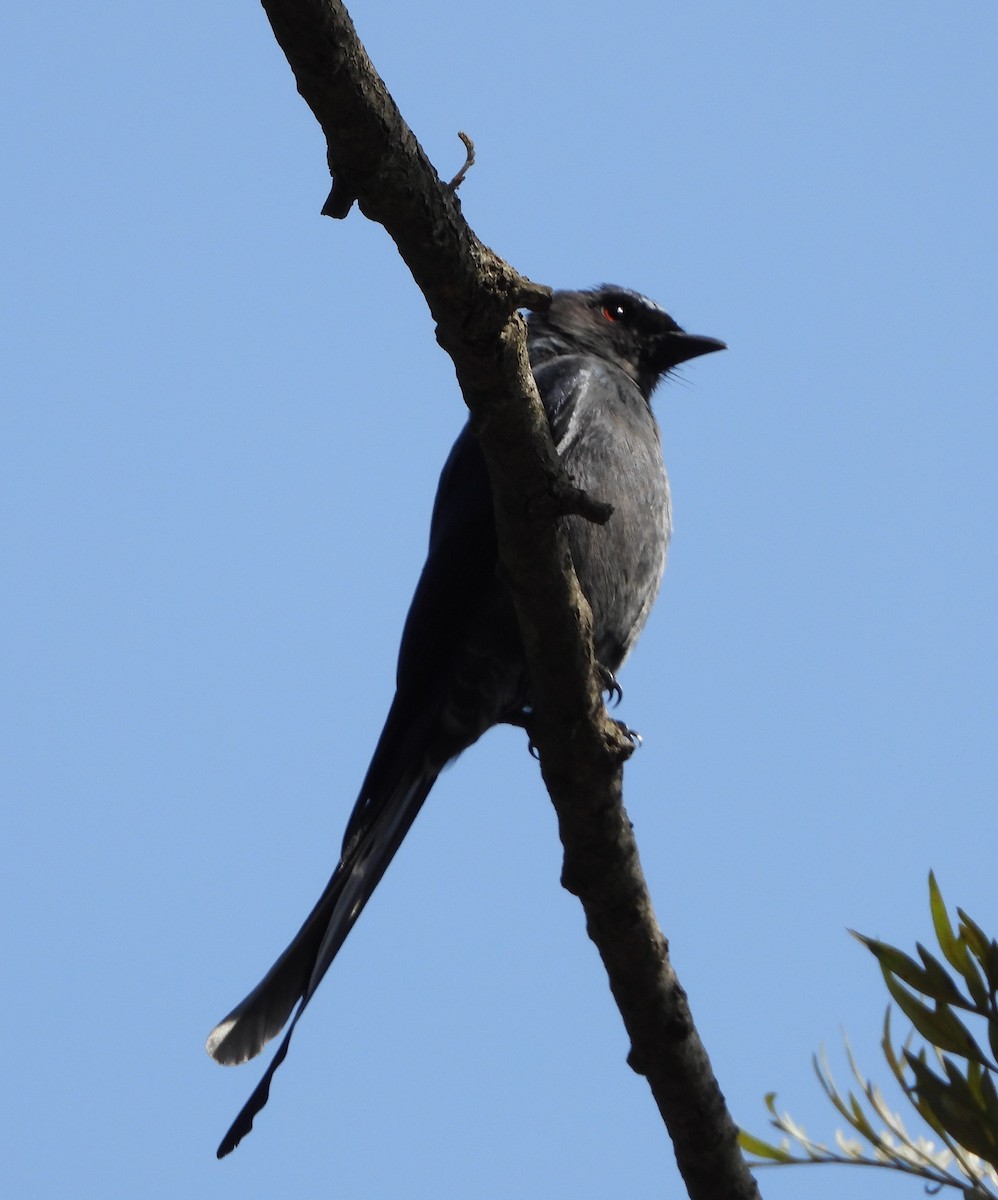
[881,1010,911,1088]
[984,939,998,994]
[958,909,990,962]
[963,958,989,1011]
[855,933,944,996]
[907,1053,998,1160]
[813,1054,856,1125]
[941,1055,981,1107]
[846,1090,878,1142]
[928,874,990,1008]
[930,871,968,973]
[882,969,986,1059]
[898,1048,947,1137]
[957,911,995,1008]
[977,1064,998,1148]
[738,1130,794,1162]
[915,943,971,1006]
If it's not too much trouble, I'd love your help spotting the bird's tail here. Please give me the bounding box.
[205,761,438,1157]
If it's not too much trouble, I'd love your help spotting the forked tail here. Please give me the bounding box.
[206,763,437,1157]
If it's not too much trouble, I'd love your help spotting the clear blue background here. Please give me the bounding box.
[3,3,996,1197]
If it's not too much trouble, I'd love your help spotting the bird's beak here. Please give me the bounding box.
[665,332,727,366]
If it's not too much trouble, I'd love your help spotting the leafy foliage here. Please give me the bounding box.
[740,873,998,1197]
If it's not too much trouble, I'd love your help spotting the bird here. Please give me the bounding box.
[206,284,725,1157]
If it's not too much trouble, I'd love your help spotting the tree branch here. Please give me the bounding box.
[255,2,759,1196]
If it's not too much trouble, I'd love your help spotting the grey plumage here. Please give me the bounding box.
[206,285,724,1156]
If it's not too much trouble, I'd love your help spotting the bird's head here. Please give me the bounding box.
[528,285,725,399]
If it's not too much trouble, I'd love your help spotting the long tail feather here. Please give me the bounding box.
[208,764,438,1154]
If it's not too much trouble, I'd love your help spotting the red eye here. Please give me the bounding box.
[602,303,626,322]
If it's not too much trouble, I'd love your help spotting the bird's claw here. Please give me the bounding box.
[506,708,541,758]
[612,718,642,749]
[597,664,623,707]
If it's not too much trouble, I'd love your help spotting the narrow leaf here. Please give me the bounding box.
[813,1053,855,1125]
[855,933,938,996]
[883,970,985,1059]
[929,872,966,973]
[977,1067,998,1155]
[915,943,971,1006]
[738,1130,793,1161]
[847,1091,878,1142]
[907,1054,998,1159]
[958,909,990,963]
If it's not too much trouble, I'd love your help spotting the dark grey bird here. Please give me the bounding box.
[206,285,724,1157]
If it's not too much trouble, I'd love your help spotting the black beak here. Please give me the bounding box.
[665,331,727,367]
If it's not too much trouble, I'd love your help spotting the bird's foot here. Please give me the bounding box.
[597,664,623,707]
[506,708,541,759]
[612,718,642,749]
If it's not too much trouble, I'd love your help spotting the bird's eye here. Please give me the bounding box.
[602,301,629,323]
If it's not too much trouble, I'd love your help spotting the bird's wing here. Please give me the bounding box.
[340,420,498,850]
[530,354,670,672]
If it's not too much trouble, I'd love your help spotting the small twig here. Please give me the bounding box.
[525,476,615,525]
[446,131,476,190]
[321,175,357,219]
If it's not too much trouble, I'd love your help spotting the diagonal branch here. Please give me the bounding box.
[254,2,759,1197]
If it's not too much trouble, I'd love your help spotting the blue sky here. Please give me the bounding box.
[4,3,996,1197]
